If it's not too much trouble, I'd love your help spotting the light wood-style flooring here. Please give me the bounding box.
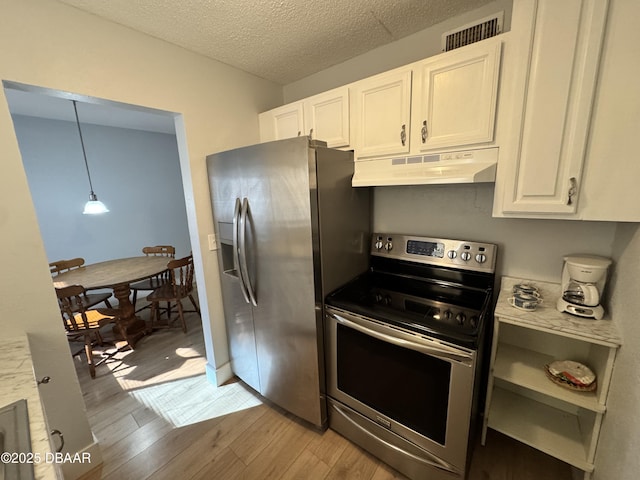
[75,309,573,480]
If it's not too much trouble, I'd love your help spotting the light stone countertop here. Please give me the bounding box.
[495,276,622,348]
[1,336,59,479]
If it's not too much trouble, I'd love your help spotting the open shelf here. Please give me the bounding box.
[484,277,621,480]
[493,343,604,412]
[487,387,593,472]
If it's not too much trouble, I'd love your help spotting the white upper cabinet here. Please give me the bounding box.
[303,87,350,148]
[353,68,412,158]
[496,0,608,216]
[259,86,350,148]
[259,102,304,142]
[411,38,502,153]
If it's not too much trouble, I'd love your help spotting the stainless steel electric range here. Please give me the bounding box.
[325,233,497,480]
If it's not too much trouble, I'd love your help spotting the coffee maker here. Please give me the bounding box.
[557,255,612,320]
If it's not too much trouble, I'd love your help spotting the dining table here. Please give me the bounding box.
[52,256,170,348]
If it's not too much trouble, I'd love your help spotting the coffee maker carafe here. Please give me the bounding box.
[556,255,611,320]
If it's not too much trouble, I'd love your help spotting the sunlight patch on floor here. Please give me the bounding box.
[126,375,263,428]
[174,346,201,358]
[100,344,207,390]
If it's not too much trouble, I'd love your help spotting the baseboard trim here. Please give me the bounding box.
[206,361,233,386]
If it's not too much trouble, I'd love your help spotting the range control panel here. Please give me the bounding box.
[372,233,497,274]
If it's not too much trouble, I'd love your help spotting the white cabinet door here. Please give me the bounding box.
[258,102,304,142]
[499,0,608,215]
[304,86,350,148]
[413,38,501,152]
[354,68,412,158]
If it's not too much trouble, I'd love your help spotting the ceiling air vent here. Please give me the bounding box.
[442,12,504,52]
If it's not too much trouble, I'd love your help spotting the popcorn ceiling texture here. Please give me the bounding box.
[56,0,493,84]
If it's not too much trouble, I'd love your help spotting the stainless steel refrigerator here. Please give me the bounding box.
[206,136,370,428]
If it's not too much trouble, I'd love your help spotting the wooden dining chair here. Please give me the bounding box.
[147,254,200,333]
[55,285,119,379]
[50,258,113,310]
[130,245,175,312]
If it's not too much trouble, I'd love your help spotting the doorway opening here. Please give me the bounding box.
[3,81,259,437]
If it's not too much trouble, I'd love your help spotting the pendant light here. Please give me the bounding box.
[71,100,109,214]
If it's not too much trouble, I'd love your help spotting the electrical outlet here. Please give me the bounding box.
[208,233,218,251]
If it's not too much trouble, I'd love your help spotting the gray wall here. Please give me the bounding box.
[12,114,192,264]
[594,222,640,480]
[373,184,617,283]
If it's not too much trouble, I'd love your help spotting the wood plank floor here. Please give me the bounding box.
[75,309,573,480]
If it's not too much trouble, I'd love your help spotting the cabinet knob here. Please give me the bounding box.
[51,429,64,453]
[37,376,51,385]
[421,120,428,143]
[400,124,406,146]
[309,128,313,139]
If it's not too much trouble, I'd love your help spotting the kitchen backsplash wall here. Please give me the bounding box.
[373,183,617,283]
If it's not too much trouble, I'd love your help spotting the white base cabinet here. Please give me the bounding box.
[483,277,620,480]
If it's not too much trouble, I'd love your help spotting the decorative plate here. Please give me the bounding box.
[544,360,597,392]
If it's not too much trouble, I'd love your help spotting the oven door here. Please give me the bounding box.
[325,306,476,474]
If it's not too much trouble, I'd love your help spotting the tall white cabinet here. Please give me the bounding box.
[483,277,621,479]
[495,0,609,217]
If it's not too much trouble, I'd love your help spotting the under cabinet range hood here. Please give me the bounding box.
[352,147,498,187]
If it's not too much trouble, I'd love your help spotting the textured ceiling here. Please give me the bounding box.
[56,0,494,85]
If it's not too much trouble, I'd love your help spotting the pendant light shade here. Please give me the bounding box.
[83,193,109,214]
[72,100,109,215]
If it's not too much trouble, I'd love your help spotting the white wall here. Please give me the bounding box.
[13,115,192,263]
[594,222,640,479]
[0,1,280,478]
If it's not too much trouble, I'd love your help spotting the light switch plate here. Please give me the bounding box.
[208,234,218,251]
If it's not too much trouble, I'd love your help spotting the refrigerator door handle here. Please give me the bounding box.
[239,197,258,306]
[233,197,251,304]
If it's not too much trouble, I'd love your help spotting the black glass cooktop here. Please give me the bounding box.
[326,269,493,348]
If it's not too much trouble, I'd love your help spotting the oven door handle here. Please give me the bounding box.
[330,401,460,475]
[328,311,473,365]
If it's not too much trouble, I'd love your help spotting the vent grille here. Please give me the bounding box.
[442,12,503,52]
